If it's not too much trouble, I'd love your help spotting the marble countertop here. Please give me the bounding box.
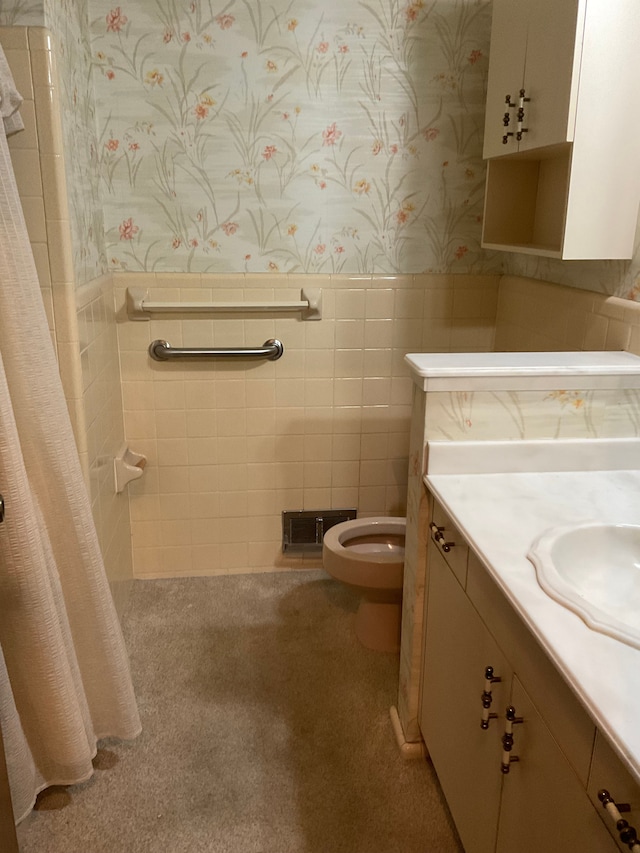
[424,440,640,784]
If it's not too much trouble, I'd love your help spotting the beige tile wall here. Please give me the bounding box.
[2,25,87,457]
[115,272,500,577]
[2,26,133,615]
[77,277,134,615]
[2,27,52,318]
[10,22,640,599]
[494,275,640,355]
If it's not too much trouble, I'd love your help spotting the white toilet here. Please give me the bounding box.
[322,517,406,653]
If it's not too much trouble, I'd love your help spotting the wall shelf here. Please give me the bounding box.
[482,145,570,257]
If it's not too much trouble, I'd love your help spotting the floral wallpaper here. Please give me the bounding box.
[423,388,640,441]
[89,0,496,275]
[3,0,639,294]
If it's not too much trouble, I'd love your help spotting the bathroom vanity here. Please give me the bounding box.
[420,450,640,852]
[397,352,640,853]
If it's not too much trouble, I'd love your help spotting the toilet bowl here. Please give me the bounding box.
[322,517,406,653]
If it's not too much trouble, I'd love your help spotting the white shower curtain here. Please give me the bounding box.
[0,46,140,823]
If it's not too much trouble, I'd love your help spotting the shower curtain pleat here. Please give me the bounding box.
[0,46,141,823]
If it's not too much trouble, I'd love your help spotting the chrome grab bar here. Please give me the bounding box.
[127,287,322,320]
[149,338,284,362]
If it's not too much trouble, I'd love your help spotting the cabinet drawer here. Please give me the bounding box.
[588,732,640,852]
[430,503,468,586]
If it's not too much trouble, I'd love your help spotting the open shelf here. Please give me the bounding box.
[482,143,571,256]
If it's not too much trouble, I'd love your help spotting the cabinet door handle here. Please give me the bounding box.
[480,665,502,729]
[429,522,455,553]
[503,94,516,131]
[598,790,640,849]
[501,706,523,774]
[515,88,530,141]
[502,90,529,143]
[503,94,517,144]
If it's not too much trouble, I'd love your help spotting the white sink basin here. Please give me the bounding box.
[527,523,640,649]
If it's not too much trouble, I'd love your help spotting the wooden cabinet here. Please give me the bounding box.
[496,677,615,853]
[421,546,510,853]
[481,0,640,259]
[483,0,583,159]
[419,500,637,853]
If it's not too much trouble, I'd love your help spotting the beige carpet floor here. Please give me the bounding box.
[17,571,462,853]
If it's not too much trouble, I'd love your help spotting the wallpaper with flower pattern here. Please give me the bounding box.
[88,0,497,275]
[423,388,640,441]
[3,0,639,293]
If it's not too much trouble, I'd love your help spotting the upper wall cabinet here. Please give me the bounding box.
[481,0,640,259]
[483,0,583,160]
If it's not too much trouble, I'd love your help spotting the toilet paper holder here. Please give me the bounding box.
[114,445,147,493]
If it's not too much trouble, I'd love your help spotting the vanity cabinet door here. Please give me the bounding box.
[420,544,512,853]
[587,732,640,852]
[496,676,618,853]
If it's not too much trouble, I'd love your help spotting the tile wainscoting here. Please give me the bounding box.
[76,276,134,615]
[114,271,499,577]
[495,275,640,356]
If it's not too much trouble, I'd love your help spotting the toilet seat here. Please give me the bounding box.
[324,517,405,562]
[322,517,405,590]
